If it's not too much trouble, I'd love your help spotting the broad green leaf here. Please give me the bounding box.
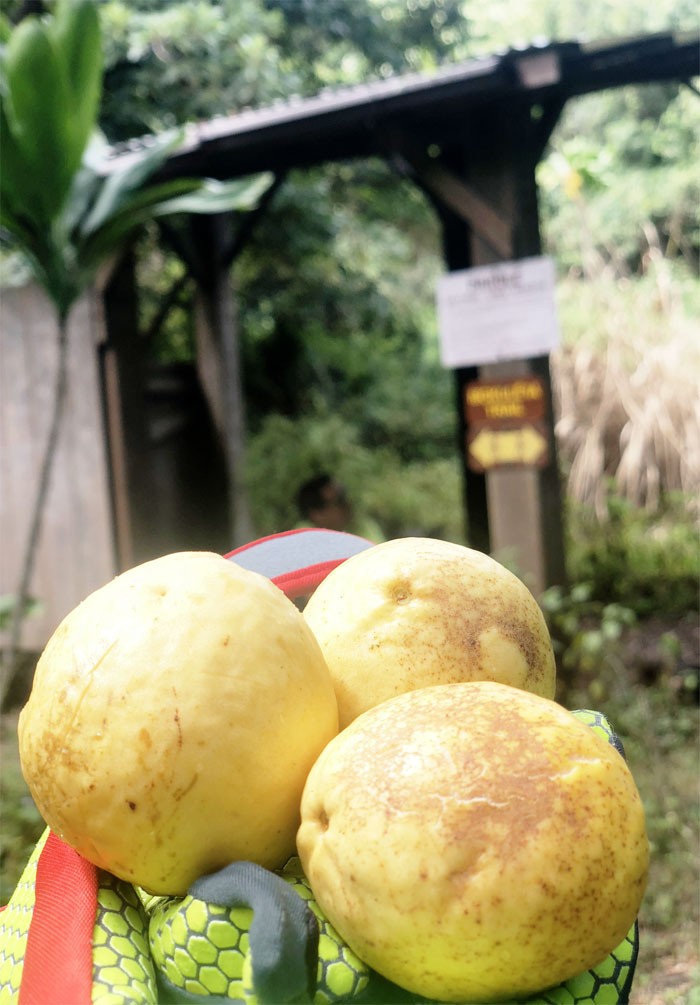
[53,0,102,169]
[73,174,203,260]
[0,102,33,221]
[93,173,272,229]
[3,18,75,225]
[80,131,184,237]
[0,204,40,253]
[60,164,105,237]
[79,176,204,230]
[81,173,272,265]
[139,174,274,216]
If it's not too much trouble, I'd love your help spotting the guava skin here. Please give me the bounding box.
[298,681,649,1003]
[19,551,339,895]
[304,537,556,729]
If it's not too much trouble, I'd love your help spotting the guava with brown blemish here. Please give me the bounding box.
[303,537,556,729]
[19,551,338,895]
[297,681,649,1003]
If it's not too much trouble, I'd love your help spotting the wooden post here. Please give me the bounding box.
[101,250,151,568]
[434,106,567,593]
[437,196,490,556]
[190,214,253,548]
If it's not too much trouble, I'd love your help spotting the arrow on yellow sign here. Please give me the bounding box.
[469,424,548,470]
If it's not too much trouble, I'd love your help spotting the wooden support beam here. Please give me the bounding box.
[386,131,513,260]
[437,189,491,555]
[530,97,567,164]
[219,171,287,268]
[434,110,567,594]
[101,250,152,569]
[158,172,286,281]
[190,213,253,549]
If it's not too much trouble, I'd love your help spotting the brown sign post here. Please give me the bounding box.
[437,186,567,594]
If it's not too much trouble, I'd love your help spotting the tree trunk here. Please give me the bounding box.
[1,312,71,709]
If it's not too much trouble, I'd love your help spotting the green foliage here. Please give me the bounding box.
[0,596,42,632]
[81,153,272,264]
[236,162,447,435]
[554,262,700,354]
[136,230,195,363]
[239,177,402,419]
[0,2,272,320]
[0,0,102,316]
[0,715,44,904]
[98,0,470,143]
[541,581,636,686]
[244,410,464,541]
[0,0,101,231]
[239,160,461,540]
[566,494,700,619]
[268,0,470,86]
[538,83,700,275]
[99,0,289,142]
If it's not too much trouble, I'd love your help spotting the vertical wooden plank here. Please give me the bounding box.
[436,184,490,553]
[66,293,117,589]
[100,345,133,570]
[190,213,253,548]
[507,110,567,589]
[101,251,151,566]
[467,116,560,594]
[434,104,566,592]
[480,360,546,591]
[529,354,567,588]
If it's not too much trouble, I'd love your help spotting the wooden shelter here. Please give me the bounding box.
[2,31,698,656]
[100,31,698,591]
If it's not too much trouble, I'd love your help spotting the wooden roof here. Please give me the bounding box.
[103,32,699,181]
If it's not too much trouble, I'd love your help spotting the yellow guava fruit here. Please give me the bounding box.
[297,681,649,1003]
[19,551,338,894]
[303,536,555,728]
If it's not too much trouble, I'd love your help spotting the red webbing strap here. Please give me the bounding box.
[19,831,97,1005]
[227,528,374,600]
[271,558,348,597]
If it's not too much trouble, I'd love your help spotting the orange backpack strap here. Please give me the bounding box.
[19,831,97,1005]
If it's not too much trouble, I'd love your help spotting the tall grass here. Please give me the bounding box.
[551,254,700,519]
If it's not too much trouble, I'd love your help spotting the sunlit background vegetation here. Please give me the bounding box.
[1,1,698,1001]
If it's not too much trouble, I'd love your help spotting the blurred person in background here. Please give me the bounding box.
[296,473,385,542]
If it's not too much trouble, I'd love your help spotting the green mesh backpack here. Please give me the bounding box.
[0,530,639,1005]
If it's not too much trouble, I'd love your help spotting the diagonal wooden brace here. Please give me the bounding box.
[385,131,513,260]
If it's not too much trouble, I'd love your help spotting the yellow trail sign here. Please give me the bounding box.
[468,423,548,471]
